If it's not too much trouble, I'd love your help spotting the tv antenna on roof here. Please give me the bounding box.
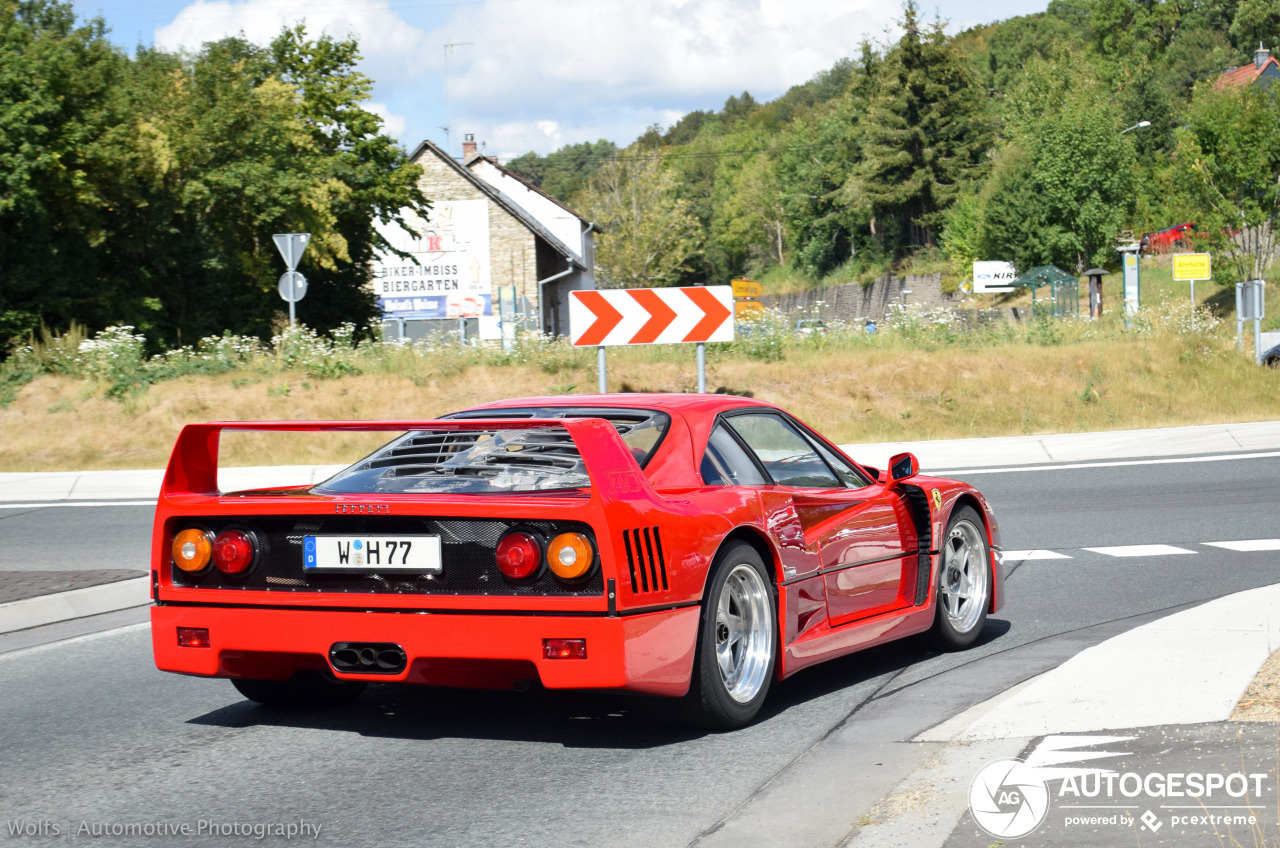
[442,42,474,156]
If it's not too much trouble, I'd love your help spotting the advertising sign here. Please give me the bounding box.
[370,200,492,317]
[973,261,1016,293]
[1172,253,1212,281]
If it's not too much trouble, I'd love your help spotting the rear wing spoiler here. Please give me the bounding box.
[161,418,659,502]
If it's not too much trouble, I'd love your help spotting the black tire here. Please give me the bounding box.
[231,670,366,709]
[683,542,777,729]
[929,506,992,651]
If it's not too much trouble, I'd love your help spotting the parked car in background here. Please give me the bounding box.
[1140,223,1196,254]
[794,318,828,335]
[1262,341,1280,367]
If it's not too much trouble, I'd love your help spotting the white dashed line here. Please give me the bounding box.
[1083,545,1197,557]
[1001,550,1073,561]
[1204,539,1280,552]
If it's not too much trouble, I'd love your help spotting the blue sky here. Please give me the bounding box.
[72,0,1050,161]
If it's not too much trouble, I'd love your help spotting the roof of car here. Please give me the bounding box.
[461,392,776,416]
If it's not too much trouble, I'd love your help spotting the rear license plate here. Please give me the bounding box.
[303,535,443,573]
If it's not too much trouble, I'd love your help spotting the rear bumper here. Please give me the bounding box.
[151,603,700,697]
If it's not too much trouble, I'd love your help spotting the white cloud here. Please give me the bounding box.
[154,0,433,94]
[366,101,408,138]
[433,0,899,115]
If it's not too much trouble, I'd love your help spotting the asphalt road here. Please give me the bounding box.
[1,451,1278,847]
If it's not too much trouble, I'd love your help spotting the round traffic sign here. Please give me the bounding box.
[278,271,307,303]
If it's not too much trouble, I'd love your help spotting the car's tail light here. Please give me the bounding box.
[495,531,542,580]
[172,528,213,573]
[543,638,587,659]
[547,532,594,581]
[177,627,210,648]
[212,530,257,575]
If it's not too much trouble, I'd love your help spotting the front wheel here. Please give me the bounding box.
[684,542,777,729]
[929,506,991,650]
[231,670,366,709]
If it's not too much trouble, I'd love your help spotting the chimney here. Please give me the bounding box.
[1257,43,1270,70]
[462,133,478,162]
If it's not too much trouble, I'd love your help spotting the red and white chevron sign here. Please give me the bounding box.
[569,286,734,347]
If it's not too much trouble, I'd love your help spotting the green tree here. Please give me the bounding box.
[1230,0,1280,51]
[0,0,133,343]
[1175,82,1280,282]
[577,153,703,288]
[979,59,1136,271]
[847,1,989,249]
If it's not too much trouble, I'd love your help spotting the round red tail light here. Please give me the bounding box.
[495,532,542,580]
[212,529,256,575]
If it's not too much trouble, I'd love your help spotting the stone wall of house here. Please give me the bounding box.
[760,273,961,324]
[414,152,540,312]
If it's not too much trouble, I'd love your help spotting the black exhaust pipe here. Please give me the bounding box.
[330,642,407,674]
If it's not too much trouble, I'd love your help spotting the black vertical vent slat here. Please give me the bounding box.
[642,527,659,593]
[632,528,649,592]
[652,527,668,590]
[622,529,639,592]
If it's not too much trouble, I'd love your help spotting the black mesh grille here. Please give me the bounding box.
[622,527,668,593]
[171,516,603,597]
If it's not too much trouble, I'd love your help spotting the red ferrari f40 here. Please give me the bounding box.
[151,394,1003,728]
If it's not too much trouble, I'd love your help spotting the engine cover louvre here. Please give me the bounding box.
[623,526,668,593]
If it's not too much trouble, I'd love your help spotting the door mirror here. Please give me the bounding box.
[887,452,919,484]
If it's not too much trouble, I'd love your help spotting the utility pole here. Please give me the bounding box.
[442,42,473,156]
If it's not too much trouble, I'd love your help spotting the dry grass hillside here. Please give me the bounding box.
[2,321,1278,472]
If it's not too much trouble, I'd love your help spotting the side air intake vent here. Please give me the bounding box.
[622,527,667,593]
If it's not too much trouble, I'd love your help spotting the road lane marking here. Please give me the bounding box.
[1204,539,1280,552]
[934,450,1280,475]
[1001,550,1072,561]
[0,500,155,509]
[1084,545,1197,557]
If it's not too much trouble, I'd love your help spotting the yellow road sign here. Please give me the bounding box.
[735,300,766,318]
[1172,253,1212,281]
[731,278,763,299]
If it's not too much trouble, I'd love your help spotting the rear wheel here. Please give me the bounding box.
[231,670,366,708]
[930,506,991,650]
[684,542,777,729]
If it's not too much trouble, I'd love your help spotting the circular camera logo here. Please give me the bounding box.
[969,758,1050,839]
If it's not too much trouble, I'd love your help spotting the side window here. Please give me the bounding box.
[727,414,842,488]
[701,425,767,486]
[811,439,873,488]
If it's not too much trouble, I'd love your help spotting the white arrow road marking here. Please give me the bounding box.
[1084,544,1197,557]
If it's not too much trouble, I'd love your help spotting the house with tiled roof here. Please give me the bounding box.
[370,134,597,340]
[1215,44,1280,90]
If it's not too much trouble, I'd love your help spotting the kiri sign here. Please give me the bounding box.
[973,261,1016,293]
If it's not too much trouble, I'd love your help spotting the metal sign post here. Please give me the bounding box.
[1117,246,1140,327]
[1237,279,1266,361]
[273,233,311,326]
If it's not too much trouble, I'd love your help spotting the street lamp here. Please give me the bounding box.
[1120,120,1152,134]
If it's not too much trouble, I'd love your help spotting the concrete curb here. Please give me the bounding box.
[0,577,151,635]
[923,582,1280,740]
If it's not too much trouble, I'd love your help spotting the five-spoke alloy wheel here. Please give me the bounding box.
[687,542,777,728]
[930,505,991,649]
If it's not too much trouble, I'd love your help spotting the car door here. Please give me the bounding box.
[723,412,916,627]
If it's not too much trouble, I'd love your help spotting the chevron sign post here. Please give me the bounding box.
[569,286,734,393]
